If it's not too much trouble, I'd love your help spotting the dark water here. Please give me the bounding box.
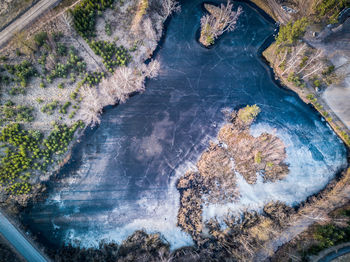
[21,0,346,249]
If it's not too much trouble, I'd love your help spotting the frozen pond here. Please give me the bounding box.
[22,0,347,250]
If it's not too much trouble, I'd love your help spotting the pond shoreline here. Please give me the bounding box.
[2,1,350,261]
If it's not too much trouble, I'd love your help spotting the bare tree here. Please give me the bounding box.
[162,0,181,19]
[61,12,74,34]
[131,0,149,33]
[46,33,57,53]
[277,49,288,68]
[200,2,242,46]
[302,63,324,79]
[281,43,306,75]
[80,85,103,126]
[297,49,323,74]
[100,67,145,104]
[45,54,56,71]
[158,247,173,262]
[99,77,120,104]
[141,59,160,78]
[115,67,145,100]
[143,17,157,41]
[98,82,117,106]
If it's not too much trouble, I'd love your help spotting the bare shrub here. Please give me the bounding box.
[161,0,181,19]
[61,12,74,34]
[100,66,146,104]
[143,17,157,41]
[200,1,242,46]
[141,59,160,78]
[80,85,103,126]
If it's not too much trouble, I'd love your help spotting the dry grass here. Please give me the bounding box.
[0,0,36,29]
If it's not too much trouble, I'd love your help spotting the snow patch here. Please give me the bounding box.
[203,122,347,221]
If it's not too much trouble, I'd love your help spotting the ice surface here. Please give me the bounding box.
[22,0,347,251]
[203,122,346,220]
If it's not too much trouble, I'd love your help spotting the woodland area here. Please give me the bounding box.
[0,0,179,202]
[264,0,350,146]
[0,0,349,261]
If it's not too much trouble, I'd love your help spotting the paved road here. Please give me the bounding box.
[312,242,350,262]
[0,211,49,262]
[0,0,61,48]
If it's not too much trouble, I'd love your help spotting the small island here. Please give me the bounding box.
[199,1,242,47]
[176,105,289,240]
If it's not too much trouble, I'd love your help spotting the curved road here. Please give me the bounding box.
[312,242,350,262]
[0,0,61,48]
[0,211,48,262]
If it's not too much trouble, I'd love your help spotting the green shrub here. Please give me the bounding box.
[59,101,71,114]
[308,224,349,255]
[70,72,76,83]
[0,121,83,195]
[314,79,321,87]
[299,56,308,68]
[69,111,76,119]
[0,124,40,193]
[70,90,78,100]
[9,87,26,96]
[255,151,262,164]
[238,105,261,124]
[287,72,306,88]
[314,0,350,24]
[0,55,8,61]
[4,60,36,87]
[276,18,308,46]
[322,65,335,75]
[34,32,48,47]
[70,0,115,38]
[56,43,68,56]
[41,101,59,115]
[52,31,64,42]
[36,98,44,103]
[105,21,112,36]
[266,162,274,168]
[48,49,86,81]
[82,71,104,86]
[88,40,131,72]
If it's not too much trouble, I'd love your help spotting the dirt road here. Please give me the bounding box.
[0,0,61,48]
